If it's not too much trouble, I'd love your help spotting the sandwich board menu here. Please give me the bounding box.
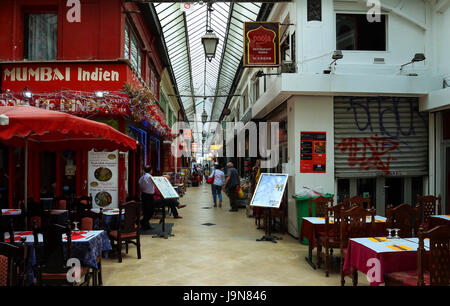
[300,131,326,173]
[249,173,288,208]
[150,176,180,199]
[88,150,119,209]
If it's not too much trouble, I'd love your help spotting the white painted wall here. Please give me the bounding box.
[287,95,334,236]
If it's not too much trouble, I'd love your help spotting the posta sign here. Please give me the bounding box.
[243,22,280,67]
[1,62,136,92]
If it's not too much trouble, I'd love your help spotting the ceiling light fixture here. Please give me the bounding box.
[201,3,219,62]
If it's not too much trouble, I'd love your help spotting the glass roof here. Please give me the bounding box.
[154,2,262,152]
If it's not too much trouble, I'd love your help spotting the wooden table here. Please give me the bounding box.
[299,215,387,269]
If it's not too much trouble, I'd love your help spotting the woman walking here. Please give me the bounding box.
[209,163,225,207]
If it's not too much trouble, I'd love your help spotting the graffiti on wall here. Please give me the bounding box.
[337,98,425,175]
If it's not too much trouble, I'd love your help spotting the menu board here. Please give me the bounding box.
[300,132,326,173]
[88,150,119,209]
[249,173,288,208]
[151,176,180,199]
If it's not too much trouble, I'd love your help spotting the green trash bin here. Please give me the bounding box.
[293,193,334,245]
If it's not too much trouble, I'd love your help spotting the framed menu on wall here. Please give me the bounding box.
[88,150,119,209]
[300,131,326,173]
[249,173,288,208]
[151,176,180,199]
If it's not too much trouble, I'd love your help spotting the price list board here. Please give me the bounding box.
[300,132,326,173]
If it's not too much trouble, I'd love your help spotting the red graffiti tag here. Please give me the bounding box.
[337,135,400,175]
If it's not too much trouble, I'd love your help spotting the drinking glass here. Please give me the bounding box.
[386,228,393,239]
[73,221,79,232]
[393,228,400,239]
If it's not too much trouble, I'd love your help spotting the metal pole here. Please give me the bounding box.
[24,138,28,222]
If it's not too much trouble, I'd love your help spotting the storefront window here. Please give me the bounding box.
[24,14,58,60]
[125,23,130,59]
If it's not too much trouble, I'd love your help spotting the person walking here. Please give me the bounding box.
[222,162,240,212]
[139,165,156,230]
[209,163,225,207]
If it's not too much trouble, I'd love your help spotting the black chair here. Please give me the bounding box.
[0,241,27,286]
[108,201,141,263]
[77,209,104,286]
[32,223,92,286]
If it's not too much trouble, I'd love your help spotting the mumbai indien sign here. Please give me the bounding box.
[243,22,280,67]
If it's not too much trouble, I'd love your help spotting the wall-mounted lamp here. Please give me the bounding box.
[324,51,343,74]
[255,70,280,78]
[22,87,33,99]
[94,91,109,98]
[400,53,425,75]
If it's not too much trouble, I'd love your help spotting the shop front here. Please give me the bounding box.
[0,60,174,208]
[334,96,429,215]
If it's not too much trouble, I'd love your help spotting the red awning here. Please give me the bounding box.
[0,106,137,151]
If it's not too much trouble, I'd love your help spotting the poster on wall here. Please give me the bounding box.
[88,150,119,209]
[249,173,288,208]
[151,176,180,199]
[300,132,326,173]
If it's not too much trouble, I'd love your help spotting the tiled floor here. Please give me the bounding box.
[101,183,370,286]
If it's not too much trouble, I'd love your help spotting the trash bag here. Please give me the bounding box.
[296,186,324,197]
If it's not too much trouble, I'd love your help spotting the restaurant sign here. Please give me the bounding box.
[243,22,280,67]
[1,63,130,92]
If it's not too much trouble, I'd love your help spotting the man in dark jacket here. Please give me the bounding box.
[222,162,240,212]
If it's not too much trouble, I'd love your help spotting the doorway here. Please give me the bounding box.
[385,177,404,207]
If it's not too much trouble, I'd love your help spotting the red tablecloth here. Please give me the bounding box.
[299,217,387,249]
[342,238,426,286]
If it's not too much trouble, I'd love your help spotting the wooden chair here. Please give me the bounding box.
[32,222,92,286]
[344,195,372,210]
[73,194,93,212]
[79,209,104,231]
[416,195,442,228]
[385,225,450,286]
[316,203,346,277]
[386,203,420,237]
[53,196,71,210]
[0,241,28,286]
[26,201,51,230]
[309,196,333,217]
[108,201,141,263]
[340,206,376,286]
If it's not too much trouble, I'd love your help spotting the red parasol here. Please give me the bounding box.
[0,106,137,151]
[0,106,137,214]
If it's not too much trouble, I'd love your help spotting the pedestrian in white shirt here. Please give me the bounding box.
[209,163,225,207]
[138,165,156,230]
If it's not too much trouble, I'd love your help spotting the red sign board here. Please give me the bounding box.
[300,132,326,173]
[1,62,134,93]
[243,22,280,67]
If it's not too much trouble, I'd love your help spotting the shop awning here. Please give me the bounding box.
[0,106,137,152]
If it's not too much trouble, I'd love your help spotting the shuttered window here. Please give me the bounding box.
[334,97,428,178]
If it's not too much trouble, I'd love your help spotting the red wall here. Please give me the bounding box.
[0,0,122,61]
[0,0,163,88]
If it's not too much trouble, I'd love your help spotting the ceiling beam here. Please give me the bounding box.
[436,0,450,13]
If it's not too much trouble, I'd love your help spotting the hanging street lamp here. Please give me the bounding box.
[201,3,219,62]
